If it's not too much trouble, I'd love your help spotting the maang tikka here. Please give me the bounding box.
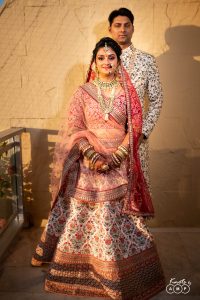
[104,42,109,52]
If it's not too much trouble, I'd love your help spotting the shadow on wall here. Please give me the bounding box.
[149,149,200,227]
[23,128,57,227]
[148,25,200,227]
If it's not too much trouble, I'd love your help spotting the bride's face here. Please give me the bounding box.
[95,47,119,79]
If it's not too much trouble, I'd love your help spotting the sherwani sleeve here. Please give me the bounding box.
[142,56,163,138]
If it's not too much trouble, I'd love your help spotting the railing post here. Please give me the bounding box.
[0,127,25,260]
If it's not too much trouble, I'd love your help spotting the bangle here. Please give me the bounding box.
[85,148,96,159]
[90,152,101,164]
[82,145,93,155]
[118,145,129,155]
[112,153,121,166]
[79,139,90,151]
[115,149,125,160]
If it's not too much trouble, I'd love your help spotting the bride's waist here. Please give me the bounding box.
[86,128,126,153]
[98,138,124,149]
[90,128,125,140]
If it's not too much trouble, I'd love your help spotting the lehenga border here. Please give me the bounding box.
[45,245,166,299]
[72,184,127,202]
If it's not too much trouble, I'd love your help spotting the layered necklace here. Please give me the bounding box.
[94,78,118,121]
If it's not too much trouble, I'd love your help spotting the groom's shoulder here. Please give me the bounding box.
[136,48,155,63]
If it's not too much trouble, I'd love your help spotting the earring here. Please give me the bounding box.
[95,66,99,78]
[91,62,97,73]
[114,65,119,76]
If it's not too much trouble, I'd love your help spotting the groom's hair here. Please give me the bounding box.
[108,8,134,26]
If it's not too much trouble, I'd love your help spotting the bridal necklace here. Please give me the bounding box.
[94,78,118,121]
[94,77,118,90]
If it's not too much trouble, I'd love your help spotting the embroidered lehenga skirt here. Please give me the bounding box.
[32,86,165,299]
[33,195,165,299]
[33,157,165,299]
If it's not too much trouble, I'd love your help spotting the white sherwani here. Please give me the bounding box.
[121,44,163,189]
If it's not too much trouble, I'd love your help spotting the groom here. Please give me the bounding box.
[108,7,163,189]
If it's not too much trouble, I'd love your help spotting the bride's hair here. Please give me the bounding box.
[92,37,122,62]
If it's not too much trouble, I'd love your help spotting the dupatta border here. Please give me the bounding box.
[120,66,155,217]
[51,145,80,209]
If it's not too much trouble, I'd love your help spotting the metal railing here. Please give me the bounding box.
[0,127,25,259]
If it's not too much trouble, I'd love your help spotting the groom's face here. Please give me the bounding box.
[109,15,134,47]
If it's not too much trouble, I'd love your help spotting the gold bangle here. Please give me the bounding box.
[118,145,129,155]
[85,149,96,159]
[115,149,125,160]
[90,153,100,164]
[82,145,93,155]
[112,153,121,166]
[89,151,98,160]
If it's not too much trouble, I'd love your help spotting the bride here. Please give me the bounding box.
[31,37,165,300]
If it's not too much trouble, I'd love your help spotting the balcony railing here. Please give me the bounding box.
[0,127,25,259]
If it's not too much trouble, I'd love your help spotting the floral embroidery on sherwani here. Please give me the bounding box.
[121,44,163,190]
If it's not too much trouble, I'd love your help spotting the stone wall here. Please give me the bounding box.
[0,0,200,226]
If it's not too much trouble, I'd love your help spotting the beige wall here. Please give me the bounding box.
[0,0,200,227]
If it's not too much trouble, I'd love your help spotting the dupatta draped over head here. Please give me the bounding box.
[50,64,154,218]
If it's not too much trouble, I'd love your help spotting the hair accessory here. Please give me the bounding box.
[104,42,109,52]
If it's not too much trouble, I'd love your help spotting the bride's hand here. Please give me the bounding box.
[89,156,109,172]
[108,157,120,170]
[103,155,119,170]
[99,154,122,171]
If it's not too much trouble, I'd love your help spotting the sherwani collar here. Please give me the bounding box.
[121,43,135,55]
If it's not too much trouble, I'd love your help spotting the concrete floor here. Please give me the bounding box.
[0,227,199,300]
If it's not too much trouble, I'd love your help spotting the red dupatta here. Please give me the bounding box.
[120,66,154,217]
